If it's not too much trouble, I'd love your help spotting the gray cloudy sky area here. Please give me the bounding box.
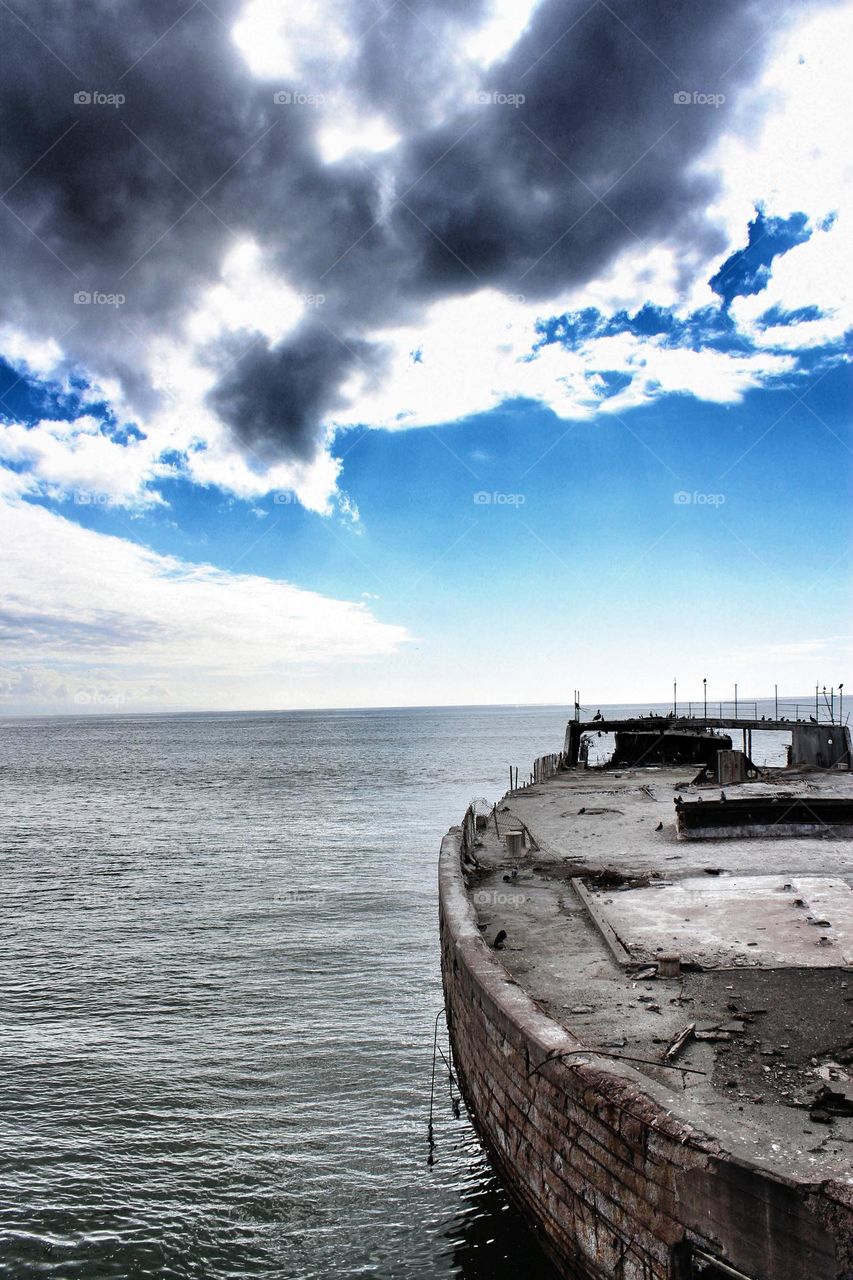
[0,0,815,468]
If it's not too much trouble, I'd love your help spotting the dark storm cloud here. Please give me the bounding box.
[0,0,832,465]
[209,323,384,462]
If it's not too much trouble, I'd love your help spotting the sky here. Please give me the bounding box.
[0,0,850,714]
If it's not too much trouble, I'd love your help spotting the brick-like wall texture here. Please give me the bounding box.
[439,828,853,1280]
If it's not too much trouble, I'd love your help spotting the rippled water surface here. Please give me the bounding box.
[0,705,576,1279]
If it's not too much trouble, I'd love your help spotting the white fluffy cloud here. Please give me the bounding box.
[705,4,853,348]
[330,288,795,431]
[0,498,408,710]
[706,6,852,242]
[0,416,171,506]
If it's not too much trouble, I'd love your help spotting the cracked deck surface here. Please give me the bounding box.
[464,764,853,1185]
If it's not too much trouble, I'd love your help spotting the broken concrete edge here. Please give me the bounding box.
[442,828,717,1143]
[440,823,853,1217]
[569,876,634,966]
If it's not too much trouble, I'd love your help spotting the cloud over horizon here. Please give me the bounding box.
[0,497,409,712]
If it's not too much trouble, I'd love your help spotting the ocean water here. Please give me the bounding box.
[0,705,573,1280]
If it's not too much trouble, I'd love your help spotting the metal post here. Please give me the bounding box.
[703,678,707,719]
[673,680,677,717]
[840,684,844,726]
[774,684,778,719]
[816,684,819,719]
[734,683,738,718]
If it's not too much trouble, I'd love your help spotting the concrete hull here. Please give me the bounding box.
[439,825,853,1280]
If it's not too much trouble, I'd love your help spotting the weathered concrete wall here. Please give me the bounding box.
[439,824,853,1280]
[791,725,851,768]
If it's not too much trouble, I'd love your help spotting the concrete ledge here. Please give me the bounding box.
[439,824,853,1280]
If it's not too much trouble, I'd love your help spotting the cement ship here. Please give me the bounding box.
[439,700,853,1280]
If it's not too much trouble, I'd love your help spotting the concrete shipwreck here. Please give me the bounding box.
[439,705,853,1279]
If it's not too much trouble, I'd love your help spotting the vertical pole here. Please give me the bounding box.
[775,684,778,719]
[840,684,844,726]
[734,683,738,718]
[816,684,819,719]
[703,678,707,719]
[673,680,677,717]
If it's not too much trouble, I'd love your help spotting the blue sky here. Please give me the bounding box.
[0,0,850,712]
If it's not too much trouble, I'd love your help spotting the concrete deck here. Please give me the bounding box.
[465,764,853,1186]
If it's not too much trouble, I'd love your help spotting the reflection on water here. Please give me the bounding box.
[446,1162,559,1280]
